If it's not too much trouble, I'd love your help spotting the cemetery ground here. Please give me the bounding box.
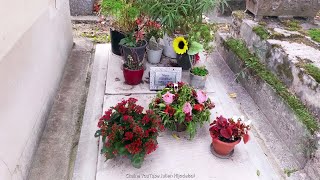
[28,13,320,180]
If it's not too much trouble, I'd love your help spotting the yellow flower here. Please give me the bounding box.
[173,37,188,54]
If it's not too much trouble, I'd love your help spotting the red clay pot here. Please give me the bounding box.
[210,132,241,156]
[123,66,144,85]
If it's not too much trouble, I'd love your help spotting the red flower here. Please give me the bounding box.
[209,116,250,144]
[125,138,142,154]
[142,115,150,125]
[124,132,134,141]
[133,125,144,136]
[134,105,144,114]
[135,18,142,25]
[195,53,200,63]
[178,82,185,88]
[145,139,157,154]
[194,104,204,111]
[185,113,192,122]
[117,105,127,114]
[164,105,175,117]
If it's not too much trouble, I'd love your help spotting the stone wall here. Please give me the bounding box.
[0,0,73,179]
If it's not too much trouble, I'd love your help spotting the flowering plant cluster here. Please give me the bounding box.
[119,16,162,48]
[209,116,250,144]
[95,98,165,168]
[149,82,215,139]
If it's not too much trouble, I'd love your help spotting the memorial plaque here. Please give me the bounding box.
[150,67,182,90]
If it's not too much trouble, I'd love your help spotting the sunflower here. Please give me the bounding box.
[173,37,188,54]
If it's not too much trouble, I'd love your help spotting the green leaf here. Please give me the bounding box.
[187,41,204,55]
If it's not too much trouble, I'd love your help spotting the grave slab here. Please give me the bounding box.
[96,93,280,180]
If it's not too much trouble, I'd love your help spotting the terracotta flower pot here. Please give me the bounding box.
[123,66,144,85]
[210,132,241,156]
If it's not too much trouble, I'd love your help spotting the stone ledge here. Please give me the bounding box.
[216,32,318,172]
[230,17,320,121]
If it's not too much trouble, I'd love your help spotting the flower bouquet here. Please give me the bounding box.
[95,98,165,168]
[149,82,215,139]
[209,116,251,157]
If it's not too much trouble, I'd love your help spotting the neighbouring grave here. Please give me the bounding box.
[246,0,320,20]
[217,10,320,179]
[70,0,94,16]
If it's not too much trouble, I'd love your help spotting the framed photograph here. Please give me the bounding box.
[150,67,182,90]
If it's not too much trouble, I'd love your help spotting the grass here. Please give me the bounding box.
[252,25,270,40]
[283,20,302,31]
[308,28,320,43]
[81,32,110,43]
[225,38,319,134]
[299,63,320,83]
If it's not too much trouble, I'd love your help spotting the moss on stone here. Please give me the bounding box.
[308,28,320,43]
[232,10,246,20]
[300,63,320,83]
[225,38,319,134]
[283,20,302,31]
[253,25,270,40]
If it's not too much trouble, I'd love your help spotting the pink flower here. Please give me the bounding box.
[183,102,192,114]
[196,90,208,104]
[162,91,174,105]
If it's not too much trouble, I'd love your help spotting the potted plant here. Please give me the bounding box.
[119,17,148,65]
[149,82,215,139]
[138,0,225,58]
[94,98,165,168]
[173,36,204,70]
[147,37,164,64]
[190,66,209,89]
[209,116,251,157]
[100,0,140,55]
[122,53,145,85]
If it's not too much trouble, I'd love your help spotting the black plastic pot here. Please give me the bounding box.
[177,54,194,70]
[121,40,148,63]
[110,29,125,55]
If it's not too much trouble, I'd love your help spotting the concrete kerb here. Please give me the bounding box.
[72,44,110,180]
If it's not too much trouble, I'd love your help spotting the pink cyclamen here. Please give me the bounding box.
[196,90,208,104]
[183,102,192,114]
[162,91,174,105]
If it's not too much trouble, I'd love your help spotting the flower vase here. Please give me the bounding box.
[175,122,187,132]
[163,34,177,59]
[177,54,194,70]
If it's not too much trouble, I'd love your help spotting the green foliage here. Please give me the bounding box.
[252,25,270,40]
[308,28,320,43]
[188,23,216,53]
[298,63,320,83]
[191,66,209,76]
[284,168,298,177]
[137,0,227,35]
[101,0,140,33]
[188,41,204,55]
[225,38,319,134]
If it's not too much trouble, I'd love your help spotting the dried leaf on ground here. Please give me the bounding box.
[229,93,237,98]
[172,134,180,140]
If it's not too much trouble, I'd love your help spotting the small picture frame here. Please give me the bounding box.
[150,67,182,90]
